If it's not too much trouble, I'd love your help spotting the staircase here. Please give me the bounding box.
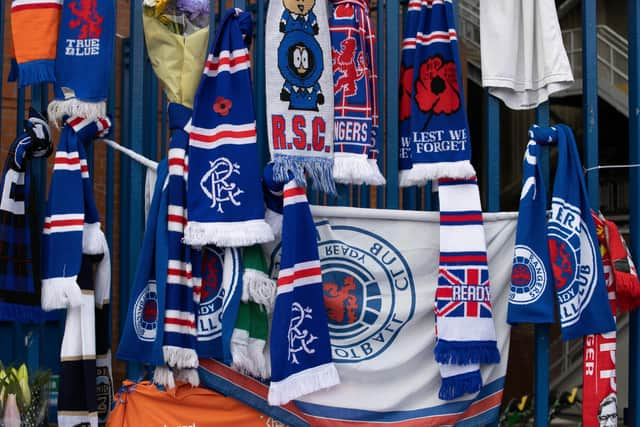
[457,0,630,117]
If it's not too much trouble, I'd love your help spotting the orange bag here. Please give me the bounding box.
[107,381,275,427]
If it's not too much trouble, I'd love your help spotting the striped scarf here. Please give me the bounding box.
[0,109,52,323]
[267,175,339,406]
[41,116,110,312]
[184,8,273,248]
[329,0,384,185]
[10,0,62,87]
[163,102,202,387]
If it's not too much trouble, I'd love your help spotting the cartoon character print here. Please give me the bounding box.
[280,0,319,35]
[332,37,366,97]
[278,36,325,111]
[69,0,103,39]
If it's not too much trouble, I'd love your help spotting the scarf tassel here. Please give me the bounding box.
[333,154,380,186]
[83,223,106,255]
[438,370,482,401]
[162,347,199,370]
[399,161,476,187]
[18,60,56,88]
[273,155,336,194]
[48,100,107,128]
[268,363,340,407]
[153,366,176,389]
[41,277,82,311]
[184,221,274,248]
[174,368,200,387]
[434,340,501,365]
[242,270,276,310]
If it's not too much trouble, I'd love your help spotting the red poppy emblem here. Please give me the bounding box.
[213,96,232,116]
[399,65,414,121]
[415,55,460,115]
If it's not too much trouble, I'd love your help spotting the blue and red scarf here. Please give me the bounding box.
[184,8,273,248]
[509,125,615,340]
[266,170,339,406]
[48,0,115,124]
[329,0,384,185]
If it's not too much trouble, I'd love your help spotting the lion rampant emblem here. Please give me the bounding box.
[332,37,366,97]
[323,276,359,324]
[69,0,103,39]
[549,239,574,289]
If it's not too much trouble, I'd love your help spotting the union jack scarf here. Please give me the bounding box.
[162,102,202,387]
[329,0,384,185]
[0,109,52,323]
[41,116,110,312]
[10,0,61,86]
[266,170,339,405]
[184,8,273,248]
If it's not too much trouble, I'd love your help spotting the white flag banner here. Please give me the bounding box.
[200,206,517,426]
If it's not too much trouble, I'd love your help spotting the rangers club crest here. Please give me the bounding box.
[548,198,599,328]
[198,247,226,341]
[270,224,415,362]
[510,245,548,305]
[133,281,158,342]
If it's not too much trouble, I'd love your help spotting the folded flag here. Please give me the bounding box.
[0,109,53,323]
[266,173,339,406]
[400,0,475,185]
[508,132,555,324]
[41,116,111,311]
[330,0,385,185]
[10,0,62,86]
[48,0,115,124]
[435,178,500,400]
[527,125,615,340]
[184,8,273,248]
[117,159,169,367]
[266,0,336,193]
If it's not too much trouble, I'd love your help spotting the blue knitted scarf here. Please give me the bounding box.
[510,125,616,340]
[184,8,273,248]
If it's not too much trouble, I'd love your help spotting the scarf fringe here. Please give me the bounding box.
[273,155,336,194]
[174,368,200,387]
[163,346,199,369]
[367,159,387,185]
[48,99,107,128]
[18,60,55,88]
[231,329,253,375]
[243,270,276,311]
[333,154,384,186]
[248,338,269,380]
[434,340,501,365]
[267,363,340,406]
[83,223,105,255]
[438,370,482,401]
[183,220,274,248]
[399,161,476,187]
[0,301,44,323]
[41,277,82,310]
[615,271,640,313]
[153,365,176,389]
[265,209,283,237]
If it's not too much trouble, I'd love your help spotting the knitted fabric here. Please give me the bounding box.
[10,0,62,87]
[231,301,270,380]
[606,217,640,313]
[48,0,115,124]
[184,8,273,248]
[329,0,384,185]
[242,244,276,312]
[41,116,110,312]
[267,176,339,406]
[0,109,53,323]
[266,0,336,193]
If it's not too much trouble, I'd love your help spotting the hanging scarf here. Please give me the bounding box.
[41,116,111,312]
[163,102,202,388]
[607,218,640,312]
[329,0,384,185]
[242,244,277,311]
[399,0,475,186]
[583,212,617,427]
[48,0,115,124]
[520,125,615,339]
[0,109,52,323]
[266,172,339,405]
[196,246,243,365]
[435,178,500,400]
[10,0,61,86]
[507,133,555,324]
[231,301,270,380]
[266,0,336,193]
[117,159,169,368]
[184,8,273,248]
[95,250,113,425]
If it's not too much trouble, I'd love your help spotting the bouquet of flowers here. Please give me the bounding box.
[142,0,211,108]
[0,363,50,427]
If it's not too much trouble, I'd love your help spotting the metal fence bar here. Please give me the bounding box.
[583,0,599,209]
[628,0,640,424]
[376,1,385,209]
[385,0,400,209]
[534,102,550,427]
[0,2,5,143]
[256,0,267,164]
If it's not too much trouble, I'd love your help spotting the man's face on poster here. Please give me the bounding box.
[598,394,617,427]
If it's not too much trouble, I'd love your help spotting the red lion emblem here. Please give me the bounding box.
[69,0,103,39]
[323,276,359,324]
[512,264,531,286]
[201,256,220,301]
[549,239,574,289]
[332,37,366,97]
